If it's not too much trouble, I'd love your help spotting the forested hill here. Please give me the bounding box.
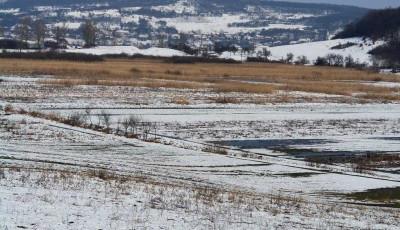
[334,7,400,40]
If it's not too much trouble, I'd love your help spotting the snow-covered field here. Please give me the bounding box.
[1,75,400,228]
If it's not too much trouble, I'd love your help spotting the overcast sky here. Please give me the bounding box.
[281,0,400,9]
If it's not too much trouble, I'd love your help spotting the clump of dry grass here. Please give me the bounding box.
[165,69,183,75]
[170,96,190,105]
[130,67,142,73]
[211,96,240,104]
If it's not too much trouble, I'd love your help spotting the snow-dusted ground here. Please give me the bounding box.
[1,74,400,228]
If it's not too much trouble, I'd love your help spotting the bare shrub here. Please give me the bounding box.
[202,145,228,155]
[66,112,85,126]
[4,104,14,113]
[87,169,118,181]
[0,168,5,179]
[99,110,111,131]
[130,67,142,73]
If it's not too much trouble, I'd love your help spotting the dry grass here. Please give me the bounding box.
[1,58,400,101]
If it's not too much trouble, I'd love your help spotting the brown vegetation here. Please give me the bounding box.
[0,58,399,102]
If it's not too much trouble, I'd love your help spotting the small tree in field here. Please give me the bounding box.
[122,118,130,136]
[33,19,47,50]
[128,115,141,135]
[344,55,356,68]
[285,53,294,64]
[54,24,67,49]
[81,19,97,48]
[295,55,309,65]
[14,17,32,51]
[100,110,111,130]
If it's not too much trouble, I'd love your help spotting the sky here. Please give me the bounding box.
[281,0,400,9]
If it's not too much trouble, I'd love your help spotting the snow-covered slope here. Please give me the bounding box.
[221,38,382,65]
[67,46,187,57]
[268,38,382,64]
[65,38,382,66]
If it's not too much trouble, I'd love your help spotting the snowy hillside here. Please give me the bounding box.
[0,0,367,48]
[221,38,382,65]
[268,38,382,64]
[64,38,381,66]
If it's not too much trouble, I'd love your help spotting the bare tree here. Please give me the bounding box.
[14,17,32,51]
[85,107,92,126]
[122,118,130,136]
[255,47,271,61]
[128,115,141,135]
[116,119,122,135]
[285,53,294,64]
[295,55,310,65]
[81,19,97,48]
[344,55,356,68]
[54,24,67,49]
[326,53,344,67]
[99,110,111,130]
[33,19,47,50]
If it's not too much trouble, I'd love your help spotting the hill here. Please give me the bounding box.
[0,0,367,48]
[334,7,400,67]
[334,7,400,40]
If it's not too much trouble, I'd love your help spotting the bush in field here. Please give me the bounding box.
[314,56,329,66]
[294,55,310,65]
[326,53,344,67]
[285,53,294,64]
[202,145,228,155]
[66,112,86,126]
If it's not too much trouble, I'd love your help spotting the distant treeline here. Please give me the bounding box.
[0,51,242,64]
[103,53,239,64]
[0,51,104,62]
[0,39,28,49]
[166,56,239,64]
